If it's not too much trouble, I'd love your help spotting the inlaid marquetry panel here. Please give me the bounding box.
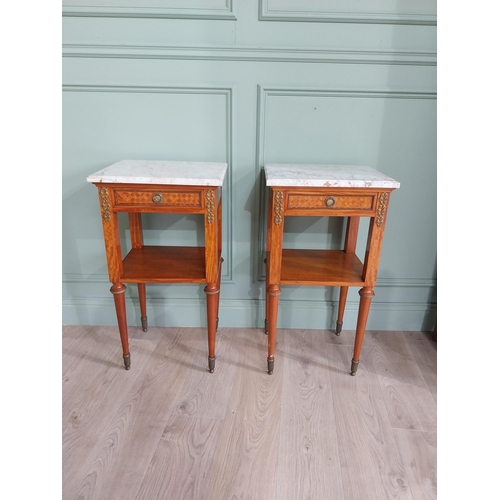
[114,189,202,208]
[286,193,375,212]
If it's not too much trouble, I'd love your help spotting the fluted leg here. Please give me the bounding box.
[266,284,281,374]
[350,286,375,375]
[137,283,148,332]
[111,282,130,370]
[336,286,348,335]
[205,283,219,373]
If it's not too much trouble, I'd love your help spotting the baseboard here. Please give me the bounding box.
[63,297,436,331]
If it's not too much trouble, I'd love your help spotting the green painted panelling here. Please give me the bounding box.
[62,0,436,331]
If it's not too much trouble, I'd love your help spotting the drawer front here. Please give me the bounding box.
[287,193,375,211]
[114,190,202,208]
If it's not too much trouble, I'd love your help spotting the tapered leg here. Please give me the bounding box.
[350,286,375,375]
[137,283,148,331]
[336,286,348,335]
[205,283,219,373]
[110,282,130,370]
[266,284,281,374]
[204,188,221,373]
[265,188,284,374]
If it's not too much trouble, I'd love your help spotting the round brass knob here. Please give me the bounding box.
[152,193,164,204]
[325,196,336,208]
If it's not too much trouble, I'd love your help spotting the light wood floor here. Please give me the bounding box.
[62,325,437,500]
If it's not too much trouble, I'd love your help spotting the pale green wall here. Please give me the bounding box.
[62,0,437,331]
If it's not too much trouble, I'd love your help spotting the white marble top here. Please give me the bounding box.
[87,160,228,186]
[264,164,400,188]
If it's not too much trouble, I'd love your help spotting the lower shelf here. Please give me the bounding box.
[279,249,365,286]
[122,246,206,283]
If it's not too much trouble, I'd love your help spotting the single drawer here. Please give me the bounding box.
[114,189,202,208]
[286,193,375,211]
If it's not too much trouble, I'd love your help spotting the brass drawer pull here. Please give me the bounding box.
[325,196,336,208]
[152,193,164,204]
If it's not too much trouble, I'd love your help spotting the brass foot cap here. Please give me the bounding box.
[267,357,275,375]
[123,354,131,370]
[141,317,148,332]
[336,320,343,336]
[208,357,216,373]
[350,359,359,376]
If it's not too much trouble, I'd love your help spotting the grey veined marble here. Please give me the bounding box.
[87,160,228,186]
[264,164,400,188]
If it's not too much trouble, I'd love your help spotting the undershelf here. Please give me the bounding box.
[122,246,206,283]
[280,249,365,286]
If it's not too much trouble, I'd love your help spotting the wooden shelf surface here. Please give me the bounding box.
[122,246,206,283]
[280,249,365,286]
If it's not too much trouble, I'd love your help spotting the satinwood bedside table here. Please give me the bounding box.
[87,160,227,373]
[264,164,400,375]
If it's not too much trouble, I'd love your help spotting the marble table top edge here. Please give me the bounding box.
[264,163,400,188]
[87,160,228,186]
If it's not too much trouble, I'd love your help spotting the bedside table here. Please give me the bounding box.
[264,164,400,375]
[87,160,227,373]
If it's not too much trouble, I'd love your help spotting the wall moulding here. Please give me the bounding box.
[62,0,236,20]
[258,0,436,26]
[62,44,437,67]
[63,83,234,282]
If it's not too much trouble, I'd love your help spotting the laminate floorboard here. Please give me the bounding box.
[64,327,192,500]
[394,429,437,500]
[62,325,107,379]
[405,336,437,404]
[62,326,437,500]
[328,344,413,500]
[276,329,344,500]
[62,333,158,482]
[135,415,224,500]
[206,328,284,500]
[171,328,241,419]
[370,332,437,432]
